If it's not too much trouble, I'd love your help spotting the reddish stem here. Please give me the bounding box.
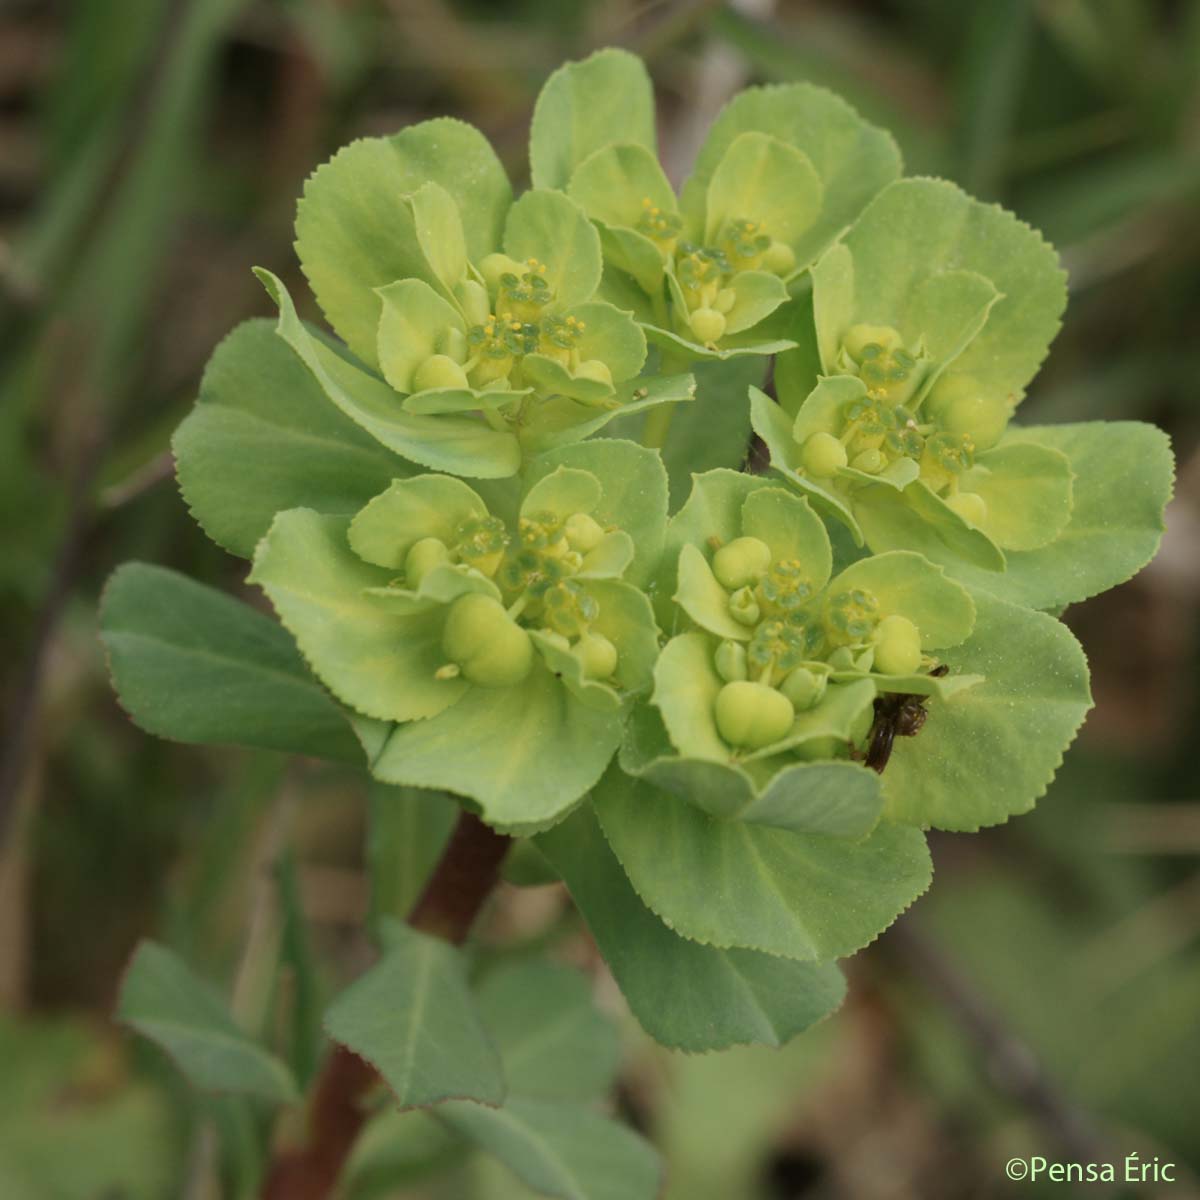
[260,810,510,1199]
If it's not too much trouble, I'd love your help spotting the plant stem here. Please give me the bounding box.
[260,810,511,1200]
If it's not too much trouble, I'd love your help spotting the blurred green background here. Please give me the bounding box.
[1,1,1199,1197]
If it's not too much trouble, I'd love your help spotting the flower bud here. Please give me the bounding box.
[801,432,848,477]
[441,593,533,688]
[575,632,618,680]
[413,354,471,393]
[714,681,795,751]
[925,375,1011,450]
[780,666,826,710]
[871,613,922,676]
[849,448,885,474]
[843,323,902,361]
[762,240,796,276]
[574,359,613,390]
[728,586,761,627]
[945,490,988,527]
[404,537,449,589]
[454,278,491,328]
[688,306,726,344]
[564,512,605,553]
[712,536,772,590]
[714,639,748,683]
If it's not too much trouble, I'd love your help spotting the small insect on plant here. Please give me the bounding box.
[864,664,950,773]
[99,47,1172,1200]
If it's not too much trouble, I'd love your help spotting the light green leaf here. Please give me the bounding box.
[854,481,1007,572]
[100,563,363,763]
[828,550,976,648]
[723,270,790,336]
[567,142,676,232]
[256,270,521,478]
[530,49,656,191]
[408,181,468,296]
[350,476,489,569]
[704,132,823,252]
[594,222,667,295]
[324,923,505,1111]
[681,82,902,270]
[652,631,732,760]
[741,486,832,587]
[569,300,647,381]
[675,544,750,641]
[118,942,298,1103]
[594,771,932,961]
[366,661,623,830]
[376,279,464,395]
[503,191,602,310]
[882,589,1092,830]
[475,963,619,1103]
[833,177,1066,404]
[523,439,670,590]
[945,422,1173,609]
[439,1097,661,1200]
[294,120,511,364]
[537,807,846,1052]
[965,440,1074,551]
[174,319,405,559]
[520,466,601,522]
[250,509,469,722]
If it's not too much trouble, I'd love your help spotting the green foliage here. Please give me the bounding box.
[324,923,506,1110]
[100,563,364,762]
[118,942,299,1102]
[95,37,1178,1200]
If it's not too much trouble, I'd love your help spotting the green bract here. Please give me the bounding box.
[250,440,664,829]
[562,63,900,362]
[623,469,989,831]
[270,106,694,477]
[754,178,1079,577]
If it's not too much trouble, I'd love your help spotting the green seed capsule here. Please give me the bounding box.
[404,537,450,589]
[945,490,988,527]
[441,594,533,688]
[871,614,922,676]
[780,667,826,710]
[728,586,761,627]
[713,536,772,590]
[762,240,796,276]
[575,632,618,680]
[849,448,885,474]
[714,639,748,682]
[689,306,726,344]
[478,252,527,297]
[714,681,795,751]
[564,512,605,553]
[801,432,848,477]
[715,287,737,314]
[414,354,470,393]
[843,323,902,361]
[925,374,1011,450]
